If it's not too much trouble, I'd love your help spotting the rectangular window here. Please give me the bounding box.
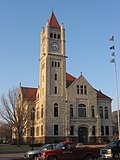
[92,126,96,135]
[58,62,60,67]
[41,125,43,135]
[52,61,54,67]
[77,85,79,94]
[91,108,95,118]
[36,126,39,136]
[41,108,43,118]
[70,108,73,117]
[55,86,57,94]
[80,85,83,94]
[54,107,58,117]
[55,74,57,80]
[84,86,87,94]
[101,126,104,135]
[70,126,74,135]
[105,110,108,119]
[105,126,109,135]
[78,108,86,117]
[100,110,103,119]
[54,125,58,135]
[55,61,57,67]
[37,110,39,120]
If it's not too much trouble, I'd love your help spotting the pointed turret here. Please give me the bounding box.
[48,12,60,30]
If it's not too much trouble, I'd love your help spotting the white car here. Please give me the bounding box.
[24,143,57,160]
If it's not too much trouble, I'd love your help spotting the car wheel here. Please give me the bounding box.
[85,154,94,160]
[48,156,58,160]
[113,153,119,159]
[32,155,38,160]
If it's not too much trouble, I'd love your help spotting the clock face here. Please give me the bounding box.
[51,42,59,51]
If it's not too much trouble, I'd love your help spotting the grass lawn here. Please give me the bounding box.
[0,144,39,153]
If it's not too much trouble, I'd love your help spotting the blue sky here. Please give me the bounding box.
[0,0,120,111]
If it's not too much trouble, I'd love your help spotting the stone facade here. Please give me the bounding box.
[18,12,113,144]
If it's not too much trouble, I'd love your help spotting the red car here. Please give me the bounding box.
[36,141,100,160]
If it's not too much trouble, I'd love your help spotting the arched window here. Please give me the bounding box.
[92,126,96,135]
[36,126,39,136]
[101,126,104,135]
[105,107,108,119]
[50,33,53,38]
[78,104,86,117]
[41,105,43,118]
[99,106,103,119]
[58,34,60,39]
[54,103,58,117]
[41,125,43,135]
[55,86,57,94]
[70,126,74,135]
[36,110,39,120]
[91,106,95,118]
[54,33,56,38]
[70,105,73,117]
[55,61,57,67]
[55,74,57,80]
[58,62,60,67]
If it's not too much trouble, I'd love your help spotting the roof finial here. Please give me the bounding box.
[19,82,21,87]
[52,8,54,13]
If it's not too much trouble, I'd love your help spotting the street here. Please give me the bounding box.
[0,158,23,160]
[0,153,24,160]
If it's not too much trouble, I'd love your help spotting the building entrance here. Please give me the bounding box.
[78,127,88,143]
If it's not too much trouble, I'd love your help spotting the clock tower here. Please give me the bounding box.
[39,12,66,142]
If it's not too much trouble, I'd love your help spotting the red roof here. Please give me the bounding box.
[96,89,112,100]
[21,87,37,101]
[66,73,111,100]
[20,74,111,101]
[49,12,60,30]
[66,72,76,88]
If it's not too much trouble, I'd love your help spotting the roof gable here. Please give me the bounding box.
[21,87,37,101]
[66,72,111,100]
[49,12,60,30]
[66,72,76,88]
[96,89,112,100]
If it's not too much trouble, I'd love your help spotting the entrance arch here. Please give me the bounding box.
[78,127,88,143]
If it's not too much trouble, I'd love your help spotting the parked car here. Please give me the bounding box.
[24,143,57,160]
[36,141,100,160]
[100,139,120,159]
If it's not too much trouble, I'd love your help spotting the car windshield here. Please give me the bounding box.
[55,143,64,150]
[39,144,51,151]
[107,140,119,147]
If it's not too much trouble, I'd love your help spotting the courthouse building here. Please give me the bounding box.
[18,12,113,144]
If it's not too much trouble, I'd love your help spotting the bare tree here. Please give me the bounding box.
[0,123,12,143]
[0,88,28,146]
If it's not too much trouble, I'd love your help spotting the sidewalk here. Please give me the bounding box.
[0,153,24,159]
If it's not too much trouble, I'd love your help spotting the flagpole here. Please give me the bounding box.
[109,35,120,139]
[114,55,120,140]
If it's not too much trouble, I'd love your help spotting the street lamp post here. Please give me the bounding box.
[31,107,35,151]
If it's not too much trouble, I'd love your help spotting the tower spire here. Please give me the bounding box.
[48,12,60,30]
